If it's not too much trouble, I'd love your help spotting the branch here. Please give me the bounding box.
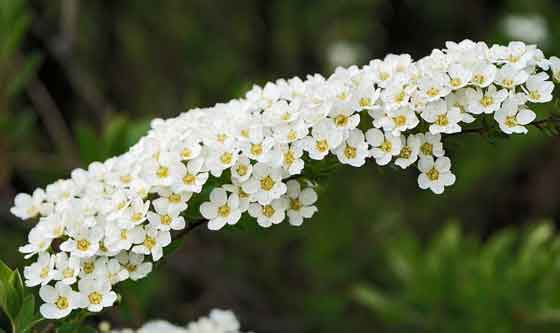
[448,116,560,137]
[172,218,208,241]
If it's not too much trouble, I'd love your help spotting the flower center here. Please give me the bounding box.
[126,263,137,272]
[435,114,449,126]
[420,142,433,156]
[393,115,406,127]
[472,74,485,85]
[262,205,275,218]
[132,212,143,222]
[120,175,132,184]
[394,91,406,103]
[63,268,74,278]
[77,239,90,251]
[529,90,541,100]
[379,72,390,81]
[216,133,227,143]
[156,166,169,178]
[427,167,440,181]
[220,152,233,165]
[287,130,297,141]
[160,215,172,225]
[344,145,357,159]
[250,144,263,156]
[180,148,192,159]
[120,230,128,240]
[218,205,231,217]
[83,262,94,274]
[426,87,440,97]
[55,296,69,310]
[502,79,514,88]
[334,114,348,127]
[168,193,182,203]
[504,115,518,128]
[260,176,275,191]
[380,140,392,153]
[40,266,49,279]
[290,198,301,211]
[450,78,461,87]
[88,292,102,305]
[316,140,329,152]
[399,146,412,159]
[183,174,196,185]
[359,97,371,108]
[144,236,156,250]
[284,151,295,166]
[236,164,248,176]
[480,96,493,107]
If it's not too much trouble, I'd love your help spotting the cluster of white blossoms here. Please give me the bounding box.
[109,309,251,333]
[11,40,559,319]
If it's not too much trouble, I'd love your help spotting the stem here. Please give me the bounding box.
[172,218,207,241]
[447,116,560,137]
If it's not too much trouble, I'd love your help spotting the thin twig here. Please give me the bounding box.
[447,116,560,137]
[172,218,208,241]
[25,76,80,165]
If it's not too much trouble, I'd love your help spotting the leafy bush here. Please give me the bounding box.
[354,223,560,332]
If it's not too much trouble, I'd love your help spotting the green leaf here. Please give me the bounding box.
[14,294,42,333]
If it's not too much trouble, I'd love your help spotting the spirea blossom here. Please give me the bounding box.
[109,309,252,333]
[11,40,557,319]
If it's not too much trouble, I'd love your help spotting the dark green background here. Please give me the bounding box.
[2,0,560,332]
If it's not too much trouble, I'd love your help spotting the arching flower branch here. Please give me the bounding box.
[10,40,560,321]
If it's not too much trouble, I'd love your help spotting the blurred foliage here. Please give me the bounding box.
[355,223,560,332]
[1,0,560,332]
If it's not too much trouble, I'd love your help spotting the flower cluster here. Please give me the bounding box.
[109,309,251,333]
[11,40,558,319]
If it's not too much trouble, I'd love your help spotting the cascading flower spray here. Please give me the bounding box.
[10,40,560,319]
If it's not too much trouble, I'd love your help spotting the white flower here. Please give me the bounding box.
[395,134,421,169]
[148,203,186,232]
[138,321,187,333]
[103,259,129,285]
[117,198,150,229]
[470,63,497,87]
[447,63,472,90]
[19,225,52,259]
[417,74,451,101]
[141,152,186,187]
[173,158,209,193]
[366,128,401,166]
[205,148,239,177]
[278,143,305,175]
[24,252,55,287]
[116,252,152,281]
[230,156,253,182]
[524,72,554,103]
[105,224,145,252]
[417,156,456,194]
[381,106,419,135]
[39,281,82,319]
[421,100,462,134]
[446,91,475,123]
[200,188,242,231]
[494,64,529,89]
[78,277,117,312]
[242,163,287,205]
[285,180,318,226]
[53,253,80,285]
[550,56,560,82]
[494,95,536,134]
[60,226,103,258]
[11,189,49,220]
[417,133,445,160]
[248,198,287,228]
[79,257,107,279]
[465,85,508,115]
[335,129,369,167]
[132,227,171,261]
[303,120,343,160]
[153,189,191,216]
